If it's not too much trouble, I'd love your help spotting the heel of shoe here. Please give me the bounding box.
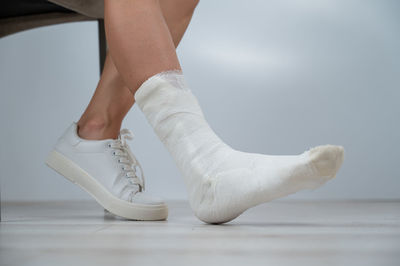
[45,150,76,184]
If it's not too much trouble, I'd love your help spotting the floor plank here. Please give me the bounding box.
[1,200,399,266]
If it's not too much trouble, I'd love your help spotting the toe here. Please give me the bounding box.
[308,144,345,177]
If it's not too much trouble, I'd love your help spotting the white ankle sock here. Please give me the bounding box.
[135,71,344,223]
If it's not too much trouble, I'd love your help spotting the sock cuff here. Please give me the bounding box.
[134,70,187,103]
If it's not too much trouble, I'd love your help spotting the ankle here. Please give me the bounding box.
[77,117,121,140]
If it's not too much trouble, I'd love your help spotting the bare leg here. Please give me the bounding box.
[78,0,199,140]
[105,0,180,92]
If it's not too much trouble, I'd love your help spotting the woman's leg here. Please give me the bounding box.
[45,0,201,221]
[77,0,199,140]
[105,0,180,93]
[103,0,344,224]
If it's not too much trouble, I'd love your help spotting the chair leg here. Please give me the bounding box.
[98,19,107,75]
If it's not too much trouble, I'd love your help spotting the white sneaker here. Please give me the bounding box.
[45,123,168,220]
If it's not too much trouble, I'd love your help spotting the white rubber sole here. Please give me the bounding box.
[45,150,168,221]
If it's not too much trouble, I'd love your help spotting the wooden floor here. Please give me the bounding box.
[1,200,399,266]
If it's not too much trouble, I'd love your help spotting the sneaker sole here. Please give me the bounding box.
[45,150,168,221]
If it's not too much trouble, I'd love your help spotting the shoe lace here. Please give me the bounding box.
[108,129,145,198]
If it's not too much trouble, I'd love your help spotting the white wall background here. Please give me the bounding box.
[1,0,399,201]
